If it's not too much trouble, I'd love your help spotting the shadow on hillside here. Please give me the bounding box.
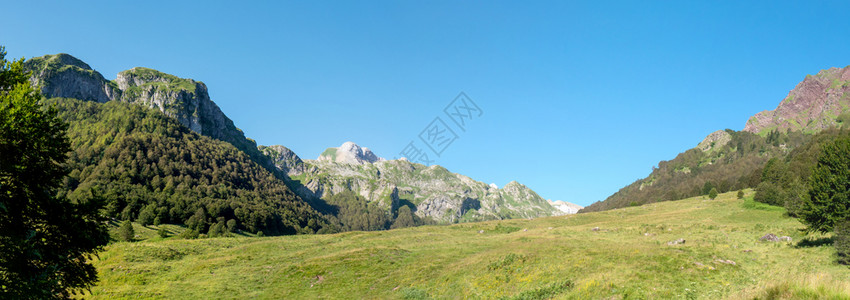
[282,175,338,215]
[795,237,833,248]
[398,199,417,212]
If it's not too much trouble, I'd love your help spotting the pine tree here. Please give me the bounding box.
[391,206,417,229]
[119,220,135,242]
[803,138,850,233]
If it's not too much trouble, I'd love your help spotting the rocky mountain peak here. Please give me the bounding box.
[317,141,384,164]
[697,130,732,152]
[24,53,118,103]
[744,66,850,134]
[24,54,261,164]
[548,200,583,215]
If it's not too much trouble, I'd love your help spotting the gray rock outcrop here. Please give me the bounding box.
[271,143,560,223]
[25,54,259,159]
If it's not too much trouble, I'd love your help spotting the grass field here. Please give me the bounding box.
[84,191,850,299]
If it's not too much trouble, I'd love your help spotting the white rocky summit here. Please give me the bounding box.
[548,200,583,215]
[317,141,385,165]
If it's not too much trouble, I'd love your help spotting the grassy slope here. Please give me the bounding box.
[85,191,850,299]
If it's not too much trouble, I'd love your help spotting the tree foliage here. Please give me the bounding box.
[708,188,718,200]
[0,46,109,298]
[802,137,850,233]
[119,220,135,242]
[584,129,807,212]
[48,98,331,236]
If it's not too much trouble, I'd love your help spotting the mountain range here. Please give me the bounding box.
[584,65,850,212]
[23,53,571,234]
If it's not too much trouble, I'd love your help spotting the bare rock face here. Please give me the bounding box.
[24,54,119,103]
[744,66,850,134]
[283,145,559,223]
[25,54,259,160]
[259,145,304,175]
[317,142,385,165]
[548,200,583,215]
[697,130,732,152]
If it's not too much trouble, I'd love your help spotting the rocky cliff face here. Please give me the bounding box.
[24,54,119,103]
[317,141,384,164]
[744,66,850,134]
[25,54,261,164]
[274,142,559,223]
[259,145,305,175]
[697,130,732,152]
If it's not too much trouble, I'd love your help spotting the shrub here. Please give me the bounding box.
[754,182,784,206]
[737,190,745,199]
[708,188,718,200]
[158,227,169,238]
[180,229,199,239]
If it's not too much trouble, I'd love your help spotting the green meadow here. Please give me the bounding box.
[85,191,850,299]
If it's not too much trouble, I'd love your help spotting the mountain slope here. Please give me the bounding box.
[82,191,849,299]
[24,54,269,168]
[745,66,850,134]
[25,52,563,230]
[264,142,561,223]
[51,97,329,235]
[584,66,850,213]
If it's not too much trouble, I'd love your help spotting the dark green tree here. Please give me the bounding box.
[137,205,155,227]
[208,221,226,237]
[391,206,417,229]
[226,219,238,233]
[736,190,745,199]
[702,182,715,195]
[708,188,718,200]
[0,46,109,298]
[803,138,850,233]
[119,220,135,242]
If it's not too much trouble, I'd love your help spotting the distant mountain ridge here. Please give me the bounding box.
[24,52,568,227]
[583,64,850,213]
[263,141,565,222]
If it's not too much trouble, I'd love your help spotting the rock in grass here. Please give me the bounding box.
[667,238,686,246]
[760,233,792,242]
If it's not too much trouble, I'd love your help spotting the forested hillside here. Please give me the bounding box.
[582,129,808,212]
[585,66,850,213]
[50,98,331,235]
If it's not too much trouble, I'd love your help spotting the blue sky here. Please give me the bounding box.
[3,1,850,206]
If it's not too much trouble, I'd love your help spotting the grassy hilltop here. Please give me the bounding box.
[85,191,849,299]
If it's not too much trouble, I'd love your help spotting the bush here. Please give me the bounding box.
[180,229,199,239]
[158,227,169,238]
[754,181,784,206]
[737,190,745,199]
[708,188,718,200]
